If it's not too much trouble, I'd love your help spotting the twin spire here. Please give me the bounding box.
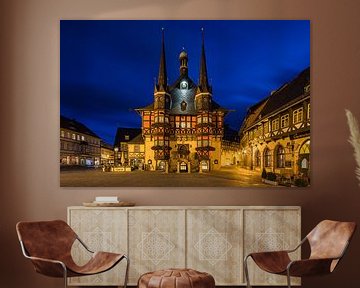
[156,28,167,92]
[155,28,211,93]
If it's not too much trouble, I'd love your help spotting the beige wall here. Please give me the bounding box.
[1,1,360,288]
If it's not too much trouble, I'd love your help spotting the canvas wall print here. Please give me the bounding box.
[60,20,310,187]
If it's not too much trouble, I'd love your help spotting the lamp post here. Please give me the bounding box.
[114,147,118,167]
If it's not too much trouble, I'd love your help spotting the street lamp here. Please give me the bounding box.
[114,147,118,166]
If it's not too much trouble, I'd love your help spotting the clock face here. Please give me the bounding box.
[180,81,188,90]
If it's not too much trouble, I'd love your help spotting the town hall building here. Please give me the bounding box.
[135,30,239,173]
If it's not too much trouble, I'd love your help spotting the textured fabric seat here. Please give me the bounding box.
[138,268,215,288]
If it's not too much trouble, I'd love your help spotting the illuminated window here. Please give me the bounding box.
[254,149,261,167]
[264,148,272,167]
[125,135,130,141]
[60,130,65,137]
[134,145,140,153]
[181,122,186,128]
[67,132,70,138]
[271,118,279,131]
[276,146,285,168]
[72,133,76,140]
[307,103,310,120]
[293,107,303,124]
[299,139,310,154]
[281,114,289,128]
[81,135,85,141]
[77,134,80,141]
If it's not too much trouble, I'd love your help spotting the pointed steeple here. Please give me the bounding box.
[198,28,211,93]
[157,28,167,92]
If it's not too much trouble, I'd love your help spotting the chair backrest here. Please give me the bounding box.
[307,220,356,261]
[16,220,77,261]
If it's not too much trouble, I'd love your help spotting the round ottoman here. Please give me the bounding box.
[138,268,215,288]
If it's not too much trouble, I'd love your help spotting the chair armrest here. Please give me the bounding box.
[25,255,67,277]
[76,236,94,253]
[19,240,67,277]
[287,258,335,277]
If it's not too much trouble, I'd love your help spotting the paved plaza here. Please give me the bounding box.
[60,166,270,187]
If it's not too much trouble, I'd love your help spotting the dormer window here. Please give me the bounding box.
[181,101,187,111]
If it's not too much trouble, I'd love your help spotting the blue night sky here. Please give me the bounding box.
[60,20,310,145]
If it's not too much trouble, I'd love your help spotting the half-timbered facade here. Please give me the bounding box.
[239,67,310,180]
[136,30,236,172]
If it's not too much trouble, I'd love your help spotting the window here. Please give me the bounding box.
[181,101,187,111]
[299,139,310,154]
[293,107,303,124]
[81,135,85,141]
[280,114,289,128]
[134,145,140,153]
[125,135,130,141]
[264,122,269,133]
[60,130,65,137]
[307,103,310,120]
[180,122,186,128]
[77,134,80,141]
[254,149,261,167]
[276,146,285,168]
[72,133,76,140]
[271,118,279,131]
[264,148,272,167]
[197,137,210,147]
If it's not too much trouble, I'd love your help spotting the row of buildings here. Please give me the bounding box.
[60,31,310,179]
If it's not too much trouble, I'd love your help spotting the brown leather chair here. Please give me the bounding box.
[244,220,356,288]
[16,220,129,288]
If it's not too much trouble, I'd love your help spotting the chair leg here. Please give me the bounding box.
[123,255,130,288]
[62,264,68,288]
[244,255,252,288]
[286,270,291,288]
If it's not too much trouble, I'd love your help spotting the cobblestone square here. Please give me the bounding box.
[60,166,269,187]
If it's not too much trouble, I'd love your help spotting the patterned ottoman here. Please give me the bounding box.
[138,268,215,288]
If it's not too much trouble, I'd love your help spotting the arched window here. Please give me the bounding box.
[264,148,272,167]
[276,145,285,168]
[299,139,310,169]
[254,149,261,167]
[299,139,310,154]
